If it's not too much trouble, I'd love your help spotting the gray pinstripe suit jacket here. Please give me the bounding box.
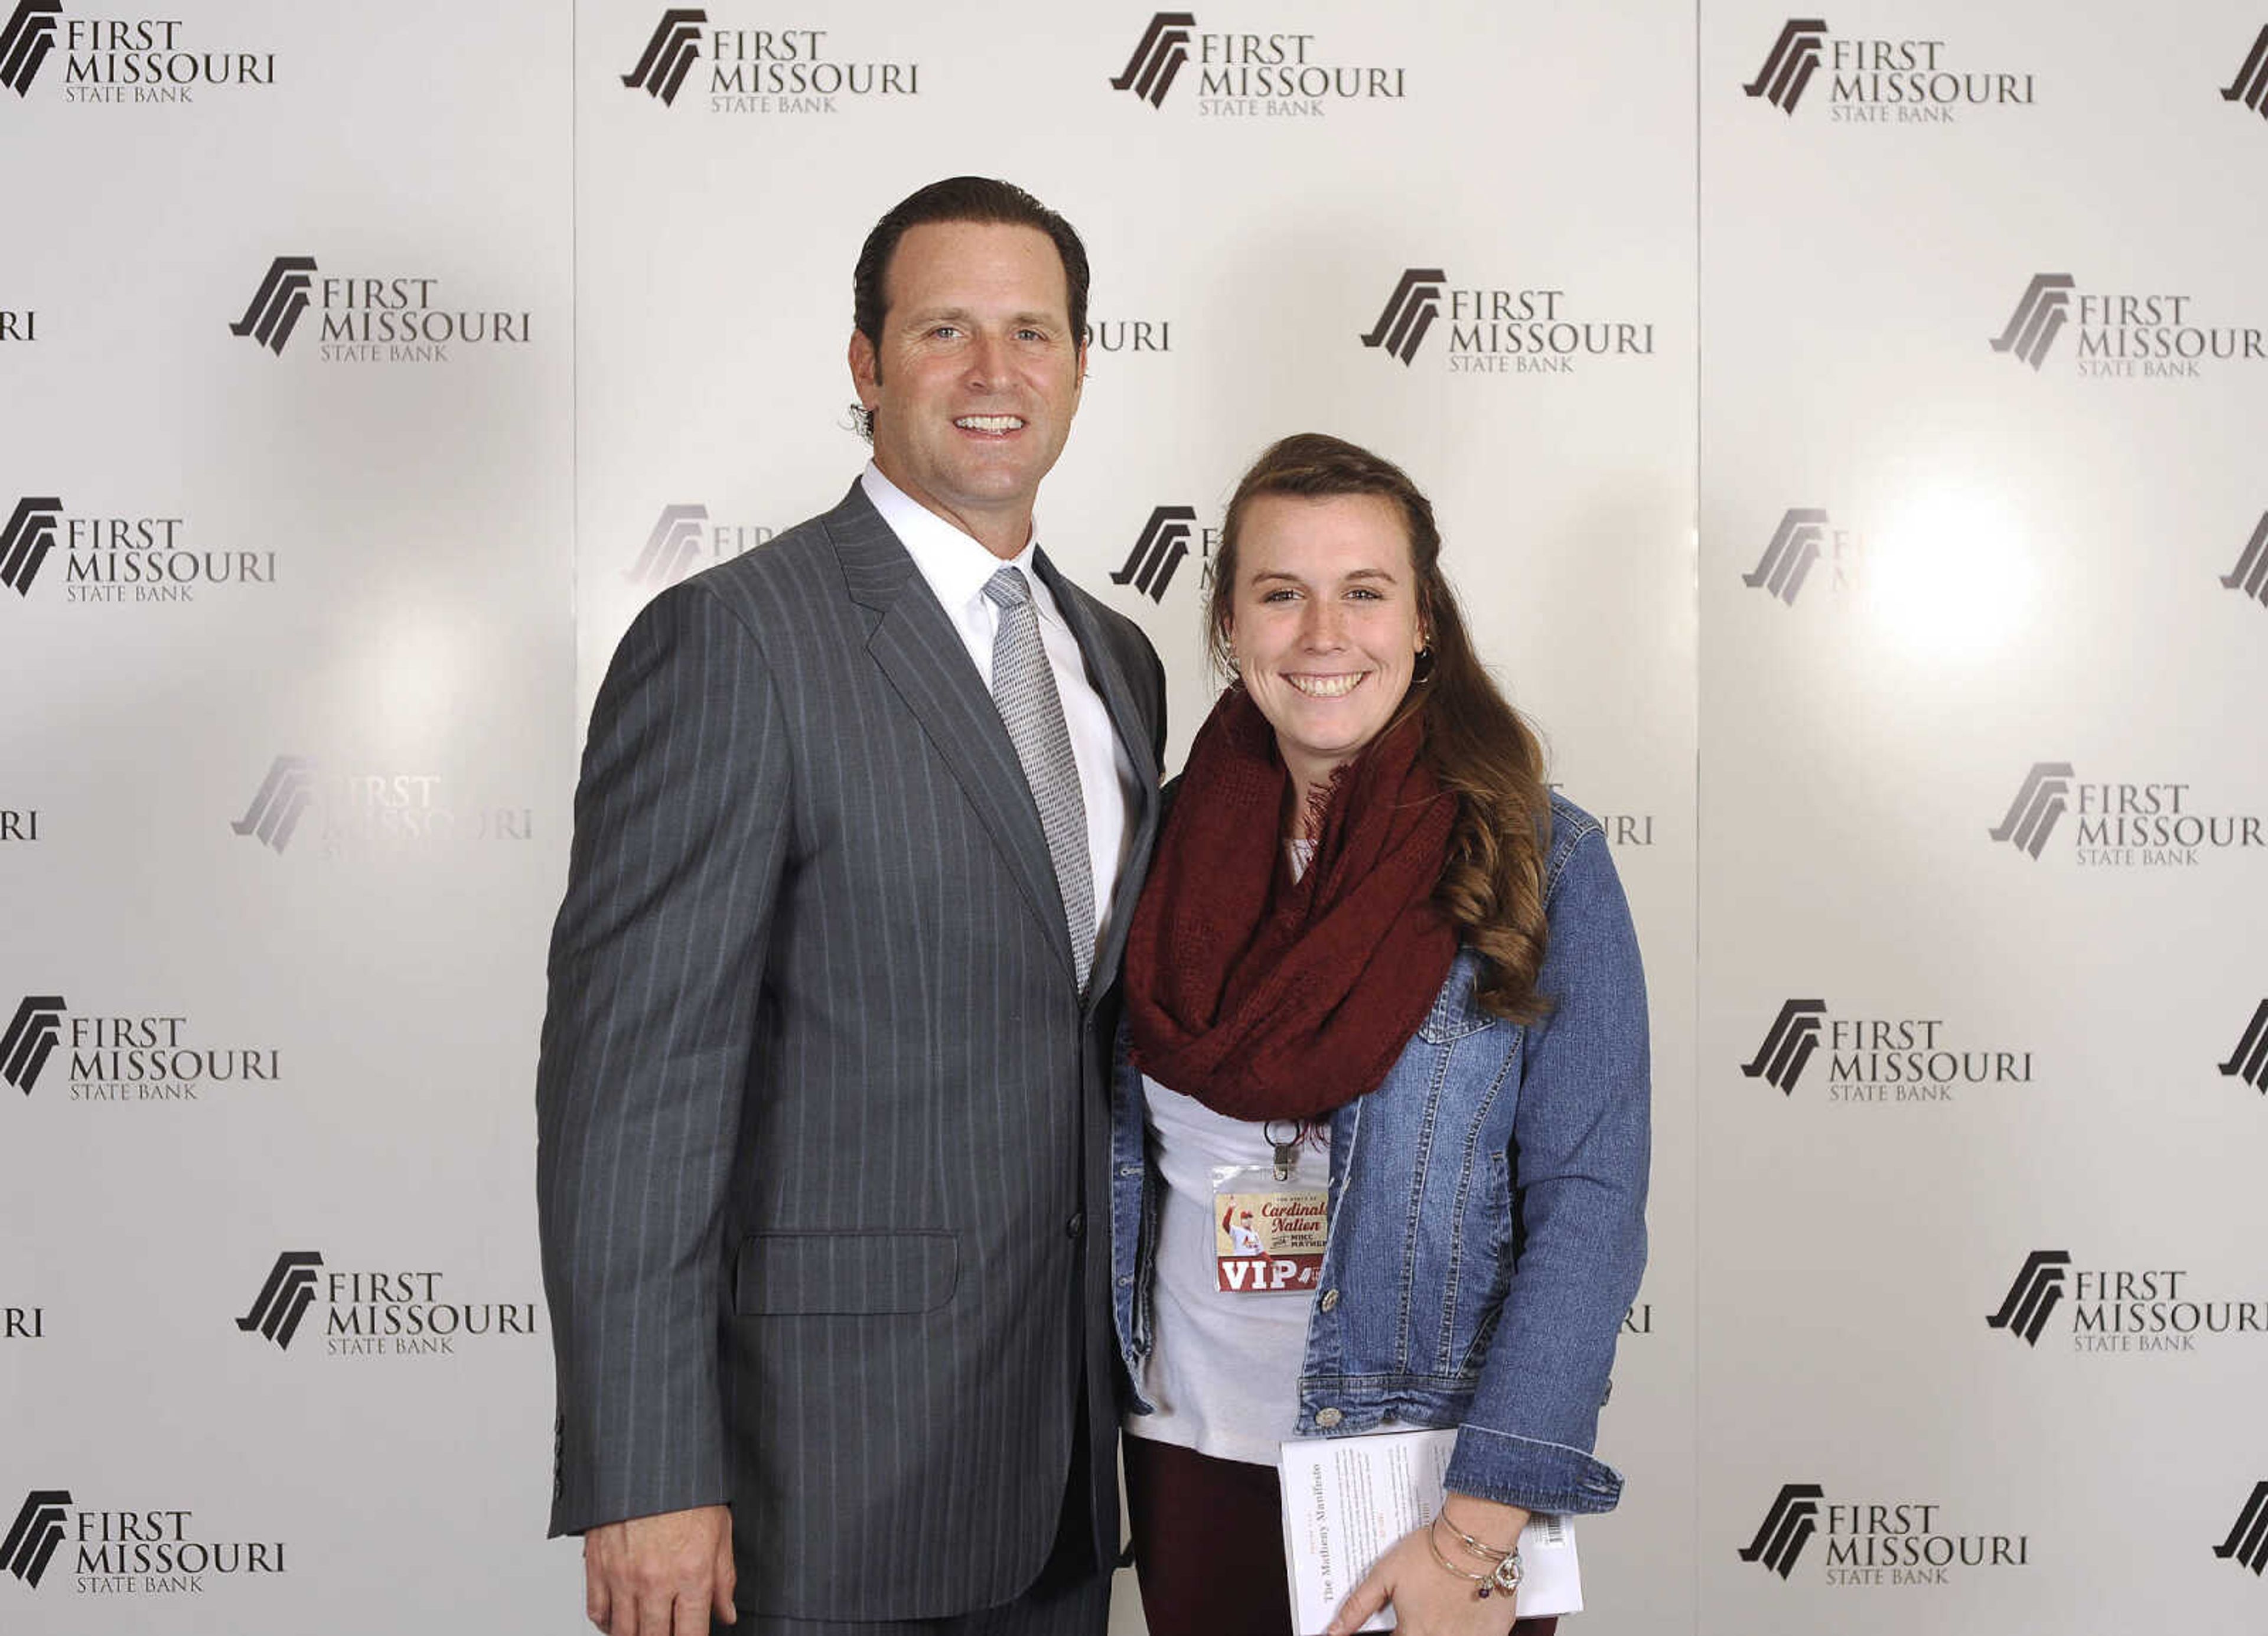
[535,483,1165,1620]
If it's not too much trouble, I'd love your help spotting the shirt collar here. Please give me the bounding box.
[861,462,1061,628]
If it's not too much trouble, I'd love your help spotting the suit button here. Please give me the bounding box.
[1315,1407,1344,1428]
[1318,1289,1340,1312]
[1066,1211,1086,1239]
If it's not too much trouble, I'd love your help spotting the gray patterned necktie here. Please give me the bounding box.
[983,566,1095,990]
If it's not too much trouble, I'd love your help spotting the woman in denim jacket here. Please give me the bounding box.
[1113,434,1649,1636]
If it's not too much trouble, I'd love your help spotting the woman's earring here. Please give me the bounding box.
[1412,646,1435,683]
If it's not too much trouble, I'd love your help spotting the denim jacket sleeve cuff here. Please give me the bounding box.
[1443,1425,1625,1516]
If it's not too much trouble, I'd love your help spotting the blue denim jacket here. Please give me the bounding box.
[1110,795,1650,1515]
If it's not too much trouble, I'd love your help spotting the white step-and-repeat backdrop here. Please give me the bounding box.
[2,3,2261,1632]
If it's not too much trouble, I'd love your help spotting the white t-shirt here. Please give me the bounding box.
[1130,838,1329,1468]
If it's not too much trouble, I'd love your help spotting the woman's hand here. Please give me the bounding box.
[1325,1495,1530,1636]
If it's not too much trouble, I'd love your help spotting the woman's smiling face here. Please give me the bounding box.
[1224,491,1426,803]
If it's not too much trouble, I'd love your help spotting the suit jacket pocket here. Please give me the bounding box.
[734,1230,960,1316]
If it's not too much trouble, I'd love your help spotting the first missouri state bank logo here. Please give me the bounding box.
[1739,1484,1823,1576]
[621,10,917,113]
[0,497,58,597]
[1989,275,2073,370]
[1,1487,286,1594]
[1739,508,1865,605]
[2225,513,2268,608]
[1739,1484,2029,1583]
[230,754,535,855]
[1986,1250,2070,1346]
[229,255,315,352]
[1106,12,1406,114]
[234,1251,324,1349]
[1360,268,1654,375]
[2,1490,69,1586]
[1742,1000,1823,1093]
[1990,273,2267,377]
[1361,269,1444,365]
[1987,762,2073,858]
[1988,762,2264,866]
[1987,1247,2268,1355]
[1109,11,1193,105]
[1742,19,2033,121]
[623,8,704,104]
[1111,506,1205,603]
[1744,20,1824,112]
[2220,1482,2268,1574]
[2225,27,2268,120]
[234,1250,539,1358]
[0,2,275,102]
[0,2,58,97]
[2222,1001,2268,1094]
[1,994,279,1104]
[1,496,276,606]
[229,255,532,362]
[1740,998,2032,1103]
[627,503,776,586]
[1,996,63,1093]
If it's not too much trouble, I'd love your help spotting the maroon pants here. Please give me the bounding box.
[1123,1435,1558,1636]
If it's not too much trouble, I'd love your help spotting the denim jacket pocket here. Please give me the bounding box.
[1459,1147,1516,1371]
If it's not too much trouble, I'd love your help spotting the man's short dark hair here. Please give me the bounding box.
[853,176,1092,356]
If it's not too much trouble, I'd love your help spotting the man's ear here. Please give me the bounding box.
[848,330,881,407]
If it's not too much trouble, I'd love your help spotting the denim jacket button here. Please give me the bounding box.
[1318,1289,1340,1312]
[1315,1407,1344,1428]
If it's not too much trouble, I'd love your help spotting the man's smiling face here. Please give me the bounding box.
[850,219,1087,559]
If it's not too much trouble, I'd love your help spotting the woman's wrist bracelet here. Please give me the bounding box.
[1436,1504,1521,1562]
[1426,1511,1523,1599]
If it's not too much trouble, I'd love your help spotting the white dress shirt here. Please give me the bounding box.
[861,464,1139,965]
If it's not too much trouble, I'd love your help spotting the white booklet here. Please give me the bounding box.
[1278,1429,1582,1634]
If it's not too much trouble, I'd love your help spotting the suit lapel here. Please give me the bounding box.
[1034,548,1164,1008]
[827,485,1076,983]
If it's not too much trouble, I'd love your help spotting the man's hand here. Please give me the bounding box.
[583,1504,736,1636]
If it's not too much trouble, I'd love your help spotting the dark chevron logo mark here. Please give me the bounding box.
[1986,1249,2072,1347]
[2218,1482,2268,1573]
[2221,1000,2268,1093]
[1110,12,1197,107]
[0,1,60,96]
[1988,762,2075,859]
[1,1490,70,1587]
[624,9,707,106]
[230,755,317,853]
[1744,19,1827,113]
[2223,513,2268,607]
[1111,506,1197,603]
[2224,27,2268,118]
[1739,1484,1826,1577]
[1,496,60,597]
[1743,509,1829,605]
[1360,269,1447,366]
[1,995,64,1093]
[229,256,319,355]
[1989,274,2076,370]
[1741,999,1827,1094]
[236,1250,325,1350]
[628,503,710,584]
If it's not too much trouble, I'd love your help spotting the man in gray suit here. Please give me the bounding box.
[537,177,1165,1636]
